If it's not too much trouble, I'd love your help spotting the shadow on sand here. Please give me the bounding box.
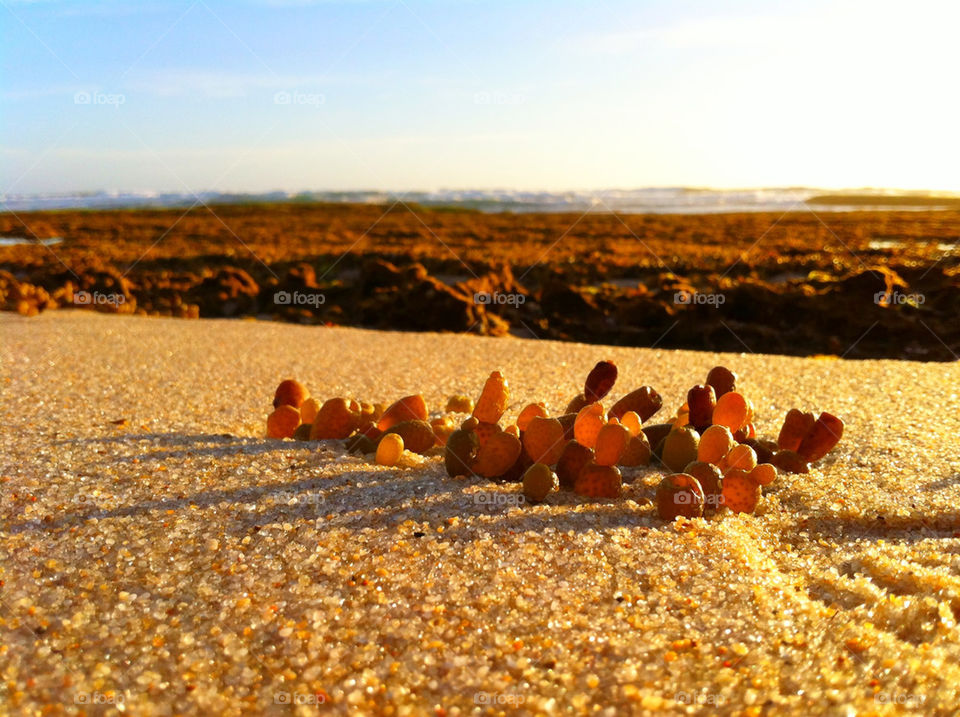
[15,432,660,537]
[16,434,960,544]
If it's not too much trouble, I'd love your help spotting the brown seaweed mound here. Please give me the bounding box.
[2,203,957,359]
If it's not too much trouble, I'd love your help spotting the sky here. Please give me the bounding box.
[2,0,960,195]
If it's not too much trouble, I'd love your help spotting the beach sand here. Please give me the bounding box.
[2,312,959,715]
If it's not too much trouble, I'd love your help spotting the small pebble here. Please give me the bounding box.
[594,423,631,466]
[619,432,652,466]
[574,403,606,449]
[445,394,474,413]
[797,412,845,462]
[523,416,566,465]
[574,462,622,499]
[609,386,663,422]
[383,420,437,455]
[721,469,761,513]
[686,384,716,427]
[656,473,705,520]
[712,391,749,432]
[299,397,321,424]
[620,410,643,436]
[522,463,559,503]
[376,433,405,466]
[473,371,509,424]
[772,449,810,474]
[266,405,300,439]
[556,440,594,489]
[684,461,723,512]
[273,379,309,409]
[778,408,816,451]
[473,429,522,478]
[661,426,700,473]
[706,365,737,397]
[723,443,758,472]
[444,429,479,477]
[377,395,428,431]
[698,424,736,465]
[310,397,360,439]
[584,360,618,402]
[749,463,778,486]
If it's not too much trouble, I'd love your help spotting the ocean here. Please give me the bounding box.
[2,187,958,214]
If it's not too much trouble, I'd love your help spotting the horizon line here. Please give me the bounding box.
[5,185,960,200]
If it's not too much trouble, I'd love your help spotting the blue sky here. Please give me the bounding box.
[2,0,959,195]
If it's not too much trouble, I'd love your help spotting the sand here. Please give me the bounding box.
[2,312,959,715]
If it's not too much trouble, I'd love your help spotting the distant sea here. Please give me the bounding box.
[3,188,959,214]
